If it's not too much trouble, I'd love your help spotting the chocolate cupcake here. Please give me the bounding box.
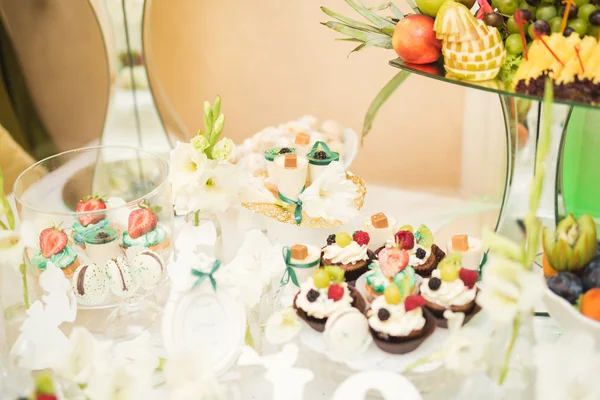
[367,294,435,354]
[321,231,373,283]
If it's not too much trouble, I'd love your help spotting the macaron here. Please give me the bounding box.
[106,256,139,297]
[131,249,165,289]
[72,263,109,306]
[323,308,371,359]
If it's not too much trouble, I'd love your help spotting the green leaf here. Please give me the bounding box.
[368,3,404,19]
[404,0,422,14]
[537,79,553,171]
[483,229,524,263]
[203,101,213,135]
[321,6,383,34]
[524,214,541,269]
[381,26,395,36]
[344,0,396,28]
[348,42,367,56]
[362,70,410,142]
[211,114,225,144]
[321,22,391,45]
[529,165,545,215]
[212,96,221,123]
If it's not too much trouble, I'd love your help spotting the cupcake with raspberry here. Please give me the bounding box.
[364,248,418,302]
[294,266,366,332]
[420,254,479,327]
[71,195,110,248]
[379,224,445,278]
[306,141,340,183]
[322,231,373,282]
[31,226,81,277]
[367,290,436,354]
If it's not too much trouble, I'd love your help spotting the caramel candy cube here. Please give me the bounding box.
[295,132,310,145]
[284,154,297,169]
[371,213,389,229]
[291,244,308,260]
[452,234,469,252]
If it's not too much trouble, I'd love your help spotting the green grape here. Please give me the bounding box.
[335,232,352,248]
[384,285,402,305]
[578,4,597,21]
[520,1,538,13]
[507,16,520,33]
[313,269,331,289]
[549,16,563,32]
[573,0,590,7]
[541,0,554,3]
[568,18,588,35]
[497,0,520,14]
[536,4,558,20]
[506,34,525,54]
[588,24,600,37]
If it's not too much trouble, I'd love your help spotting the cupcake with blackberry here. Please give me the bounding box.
[420,254,479,327]
[322,231,373,282]
[294,266,366,332]
[367,289,436,354]
[306,141,340,183]
[380,224,445,278]
[364,248,418,302]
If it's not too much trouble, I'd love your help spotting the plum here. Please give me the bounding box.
[547,272,583,304]
[582,260,600,292]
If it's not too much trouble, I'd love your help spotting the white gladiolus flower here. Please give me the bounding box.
[0,230,24,271]
[265,308,301,345]
[211,138,234,161]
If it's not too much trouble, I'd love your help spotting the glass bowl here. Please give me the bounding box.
[13,146,173,332]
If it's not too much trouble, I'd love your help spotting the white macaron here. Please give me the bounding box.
[72,263,109,306]
[106,256,139,297]
[131,249,165,289]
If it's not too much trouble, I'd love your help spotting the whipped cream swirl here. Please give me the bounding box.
[420,269,476,308]
[368,295,426,337]
[296,278,353,319]
[323,242,368,264]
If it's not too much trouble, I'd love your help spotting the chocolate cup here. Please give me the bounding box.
[321,249,375,285]
[431,303,482,329]
[370,308,437,355]
[424,288,481,328]
[294,285,367,332]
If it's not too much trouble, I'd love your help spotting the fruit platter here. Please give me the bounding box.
[321,0,600,109]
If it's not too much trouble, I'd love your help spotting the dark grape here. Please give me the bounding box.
[533,19,552,35]
[526,0,540,6]
[563,26,576,36]
[579,4,597,22]
[484,12,505,27]
[590,10,600,25]
[559,4,578,19]
[519,8,534,20]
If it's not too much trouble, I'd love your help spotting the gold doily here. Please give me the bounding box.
[242,173,366,228]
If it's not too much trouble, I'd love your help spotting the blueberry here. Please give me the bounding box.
[428,277,442,291]
[582,260,600,291]
[279,147,292,154]
[547,272,583,304]
[378,308,391,321]
[307,289,320,302]
[326,234,336,246]
[416,248,426,260]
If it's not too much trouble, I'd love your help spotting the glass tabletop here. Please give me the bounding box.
[389,57,600,111]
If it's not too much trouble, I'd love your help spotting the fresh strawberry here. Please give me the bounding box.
[327,284,345,301]
[39,227,68,258]
[459,268,479,289]
[128,201,161,239]
[404,295,426,312]
[395,230,414,250]
[37,394,58,400]
[76,195,107,227]
[353,230,370,246]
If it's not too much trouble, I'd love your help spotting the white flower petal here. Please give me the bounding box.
[0,230,24,271]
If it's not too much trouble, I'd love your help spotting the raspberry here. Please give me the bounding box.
[326,234,337,245]
[416,248,426,259]
[307,289,320,302]
[459,268,479,289]
[279,147,292,154]
[353,230,370,246]
[395,230,415,250]
[404,295,426,312]
[378,308,391,321]
[428,277,441,291]
[313,150,328,160]
[327,284,344,301]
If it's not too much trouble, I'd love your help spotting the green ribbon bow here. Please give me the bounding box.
[307,141,339,166]
[278,186,305,225]
[191,259,221,291]
[280,246,320,287]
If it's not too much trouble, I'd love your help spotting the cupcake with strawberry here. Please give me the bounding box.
[364,248,418,302]
[420,254,479,327]
[71,195,110,247]
[121,201,169,252]
[367,290,436,354]
[294,266,366,332]
[31,226,80,276]
[322,230,373,282]
[379,224,445,278]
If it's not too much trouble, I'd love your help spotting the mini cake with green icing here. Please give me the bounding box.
[121,202,170,252]
[71,195,110,247]
[31,226,80,276]
[365,247,417,302]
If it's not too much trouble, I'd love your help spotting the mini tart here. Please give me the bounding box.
[375,244,445,278]
[293,283,366,332]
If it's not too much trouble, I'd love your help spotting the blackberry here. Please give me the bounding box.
[416,248,426,260]
[313,150,328,160]
[95,231,112,244]
[279,147,292,154]
[307,289,320,302]
[378,308,391,321]
[428,277,441,291]
[326,234,337,245]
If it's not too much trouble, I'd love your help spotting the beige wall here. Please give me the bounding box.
[1,0,465,191]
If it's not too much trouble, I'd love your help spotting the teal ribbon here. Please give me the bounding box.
[307,141,339,165]
[280,246,320,287]
[191,259,221,291]
[278,186,305,225]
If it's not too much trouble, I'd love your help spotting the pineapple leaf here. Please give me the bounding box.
[404,0,422,14]
[368,2,405,19]
[381,26,395,36]
[344,0,396,28]
[336,37,363,42]
[321,6,383,34]
[349,43,367,56]
[362,70,410,142]
[321,22,392,46]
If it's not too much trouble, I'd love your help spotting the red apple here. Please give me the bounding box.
[392,15,441,64]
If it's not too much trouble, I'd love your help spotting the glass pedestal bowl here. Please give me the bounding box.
[13,146,173,337]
